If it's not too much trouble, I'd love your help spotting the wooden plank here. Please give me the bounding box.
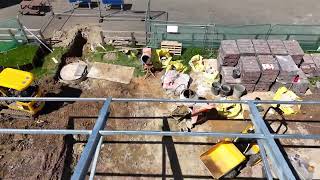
[161,40,182,55]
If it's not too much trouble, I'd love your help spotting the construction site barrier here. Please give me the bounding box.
[147,21,320,51]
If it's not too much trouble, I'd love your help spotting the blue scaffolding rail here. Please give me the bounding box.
[0,97,319,180]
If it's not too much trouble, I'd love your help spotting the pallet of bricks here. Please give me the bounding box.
[218,39,317,95]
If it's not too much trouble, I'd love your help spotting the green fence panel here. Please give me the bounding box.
[0,18,27,52]
[269,25,320,50]
[148,21,320,51]
[214,24,271,40]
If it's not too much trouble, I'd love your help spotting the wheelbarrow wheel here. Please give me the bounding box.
[247,153,261,167]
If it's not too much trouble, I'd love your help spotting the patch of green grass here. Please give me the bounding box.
[31,47,67,79]
[85,45,146,77]
[84,45,115,62]
[308,77,320,86]
[86,46,218,76]
[109,52,145,77]
[181,47,217,60]
[0,44,39,67]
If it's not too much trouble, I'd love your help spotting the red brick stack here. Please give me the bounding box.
[283,40,304,65]
[300,54,317,77]
[239,56,261,83]
[252,39,272,55]
[218,40,240,66]
[239,56,261,92]
[267,40,288,55]
[217,39,315,94]
[255,55,280,91]
[236,39,255,56]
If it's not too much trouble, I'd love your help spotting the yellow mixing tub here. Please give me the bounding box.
[200,142,246,179]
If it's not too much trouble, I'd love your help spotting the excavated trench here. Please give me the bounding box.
[52,31,88,179]
[55,30,87,80]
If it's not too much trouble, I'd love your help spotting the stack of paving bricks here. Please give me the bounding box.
[267,40,288,55]
[271,55,299,92]
[236,39,255,56]
[252,39,272,55]
[276,55,299,82]
[256,55,280,91]
[239,56,261,92]
[218,40,240,66]
[283,40,304,65]
[218,39,318,94]
[300,54,317,77]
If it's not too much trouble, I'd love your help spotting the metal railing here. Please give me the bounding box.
[1,97,320,180]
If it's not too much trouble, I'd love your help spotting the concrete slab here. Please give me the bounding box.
[87,62,135,84]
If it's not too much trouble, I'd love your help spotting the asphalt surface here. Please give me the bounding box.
[1,0,320,35]
[134,0,320,24]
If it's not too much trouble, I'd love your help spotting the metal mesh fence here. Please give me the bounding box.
[0,18,27,53]
[148,21,320,51]
[268,24,320,50]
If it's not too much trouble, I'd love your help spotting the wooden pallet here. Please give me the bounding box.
[161,41,182,56]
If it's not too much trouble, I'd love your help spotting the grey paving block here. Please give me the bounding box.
[291,69,309,95]
[276,55,299,82]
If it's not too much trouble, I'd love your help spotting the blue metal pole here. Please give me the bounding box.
[99,130,265,139]
[89,136,104,180]
[248,102,296,180]
[71,98,112,180]
[0,129,91,135]
[257,140,273,180]
[1,97,320,105]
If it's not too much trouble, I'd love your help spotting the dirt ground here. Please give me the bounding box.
[0,73,319,179]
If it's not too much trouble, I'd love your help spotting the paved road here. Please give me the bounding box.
[133,0,320,24]
[1,0,320,36]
